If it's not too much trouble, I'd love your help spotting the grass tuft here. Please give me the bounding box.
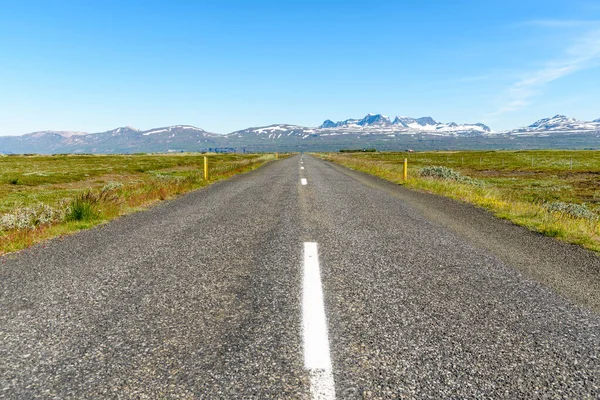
[66,194,98,222]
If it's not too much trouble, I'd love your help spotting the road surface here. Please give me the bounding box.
[1,155,599,399]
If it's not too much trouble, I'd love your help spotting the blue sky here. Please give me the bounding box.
[0,0,599,135]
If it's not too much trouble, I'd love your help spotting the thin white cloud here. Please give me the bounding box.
[491,25,600,116]
[523,19,600,28]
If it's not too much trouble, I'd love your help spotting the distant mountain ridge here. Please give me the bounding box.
[23,130,88,139]
[509,114,600,134]
[0,125,223,154]
[318,113,491,133]
[1,113,599,153]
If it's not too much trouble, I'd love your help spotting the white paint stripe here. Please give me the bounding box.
[303,243,331,369]
[303,242,336,399]
[309,370,336,400]
[301,166,305,170]
[301,178,307,185]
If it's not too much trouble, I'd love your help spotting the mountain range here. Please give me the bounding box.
[1,114,599,154]
[319,114,491,134]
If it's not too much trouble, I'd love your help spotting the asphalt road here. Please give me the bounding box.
[1,155,599,399]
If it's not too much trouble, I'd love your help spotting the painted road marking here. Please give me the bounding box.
[303,242,336,400]
[301,166,305,170]
[301,178,308,185]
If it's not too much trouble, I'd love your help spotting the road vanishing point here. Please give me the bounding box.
[1,155,599,399]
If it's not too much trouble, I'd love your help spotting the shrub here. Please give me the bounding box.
[544,201,598,220]
[0,203,66,231]
[418,166,483,186]
[419,166,463,179]
[101,181,123,192]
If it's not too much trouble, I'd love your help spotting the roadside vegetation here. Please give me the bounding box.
[0,153,279,254]
[317,150,600,252]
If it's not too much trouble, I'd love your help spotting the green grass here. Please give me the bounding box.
[0,153,281,254]
[65,195,97,222]
[317,150,600,252]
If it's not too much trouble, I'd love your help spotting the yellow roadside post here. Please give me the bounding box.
[204,156,209,180]
[275,152,279,159]
[403,158,408,181]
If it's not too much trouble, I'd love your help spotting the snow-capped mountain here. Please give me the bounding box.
[594,118,600,123]
[228,124,317,139]
[140,125,215,136]
[0,125,223,154]
[2,114,599,154]
[509,115,600,134]
[319,114,490,134]
[392,116,438,129]
[23,130,89,139]
[106,126,140,135]
[319,114,395,128]
[358,114,393,126]
[319,118,359,128]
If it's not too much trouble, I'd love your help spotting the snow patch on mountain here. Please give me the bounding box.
[318,118,360,128]
[510,115,600,134]
[436,123,490,133]
[228,124,314,138]
[24,130,89,139]
[392,116,439,128]
[320,119,337,128]
[357,114,392,126]
[254,125,294,133]
[143,129,167,135]
[113,126,139,133]
[320,114,490,134]
[142,125,207,136]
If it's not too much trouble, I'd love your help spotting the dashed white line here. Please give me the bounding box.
[301,166,305,170]
[303,242,336,400]
[301,178,307,185]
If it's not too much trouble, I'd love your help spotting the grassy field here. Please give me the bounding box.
[317,150,600,252]
[0,153,278,254]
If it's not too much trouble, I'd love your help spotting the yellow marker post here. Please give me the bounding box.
[403,158,408,181]
[275,152,279,159]
[204,156,209,181]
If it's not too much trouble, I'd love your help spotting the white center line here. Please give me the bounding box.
[303,242,336,400]
[301,178,307,185]
[301,166,305,170]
